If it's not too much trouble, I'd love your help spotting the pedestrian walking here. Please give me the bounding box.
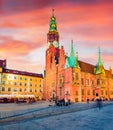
[96,98,103,110]
[87,98,89,104]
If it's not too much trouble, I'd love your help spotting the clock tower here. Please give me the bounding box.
[44,10,61,100]
[46,9,60,69]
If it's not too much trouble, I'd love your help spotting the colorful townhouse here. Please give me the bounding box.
[0,59,43,101]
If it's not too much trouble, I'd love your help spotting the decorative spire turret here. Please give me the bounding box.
[65,40,76,68]
[49,9,57,32]
[94,47,105,75]
[70,40,75,57]
[69,40,76,68]
[97,47,103,66]
[64,41,80,69]
[75,52,80,68]
[47,9,59,44]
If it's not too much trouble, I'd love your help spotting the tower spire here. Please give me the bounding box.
[49,9,57,31]
[75,52,80,68]
[98,47,103,66]
[68,40,76,68]
[94,47,105,75]
[47,10,59,46]
[70,40,75,57]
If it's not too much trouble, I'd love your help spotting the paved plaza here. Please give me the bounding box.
[0,101,113,130]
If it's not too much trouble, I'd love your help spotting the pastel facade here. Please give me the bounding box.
[0,60,43,100]
[44,11,113,102]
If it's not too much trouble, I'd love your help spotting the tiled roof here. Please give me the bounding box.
[3,68,43,78]
[79,60,95,74]
[79,60,112,78]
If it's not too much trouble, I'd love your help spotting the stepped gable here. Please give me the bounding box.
[79,60,95,74]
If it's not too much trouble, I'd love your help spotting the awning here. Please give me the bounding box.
[0,94,15,98]
[0,94,35,98]
[23,95,35,98]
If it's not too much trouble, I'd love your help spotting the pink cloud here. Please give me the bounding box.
[0,9,49,28]
[0,1,113,72]
[0,36,43,56]
[7,59,44,73]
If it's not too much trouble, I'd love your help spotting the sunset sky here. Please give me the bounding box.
[0,0,113,74]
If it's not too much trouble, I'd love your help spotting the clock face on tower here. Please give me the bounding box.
[53,41,59,48]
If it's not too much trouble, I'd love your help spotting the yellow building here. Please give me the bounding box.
[0,59,43,102]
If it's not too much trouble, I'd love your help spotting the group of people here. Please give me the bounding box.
[49,96,103,110]
[87,97,103,110]
[55,98,71,106]
[49,98,71,106]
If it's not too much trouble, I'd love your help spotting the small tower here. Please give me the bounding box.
[65,40,76,68]
[95,47,105,75]
[46,10,60,70]
[75,52,80,68]
[97,47,103,66]
[68,40,76,68]
[44,10,62,100]
[49,9,57,32]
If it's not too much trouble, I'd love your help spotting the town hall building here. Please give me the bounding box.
[43,10,113,102]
